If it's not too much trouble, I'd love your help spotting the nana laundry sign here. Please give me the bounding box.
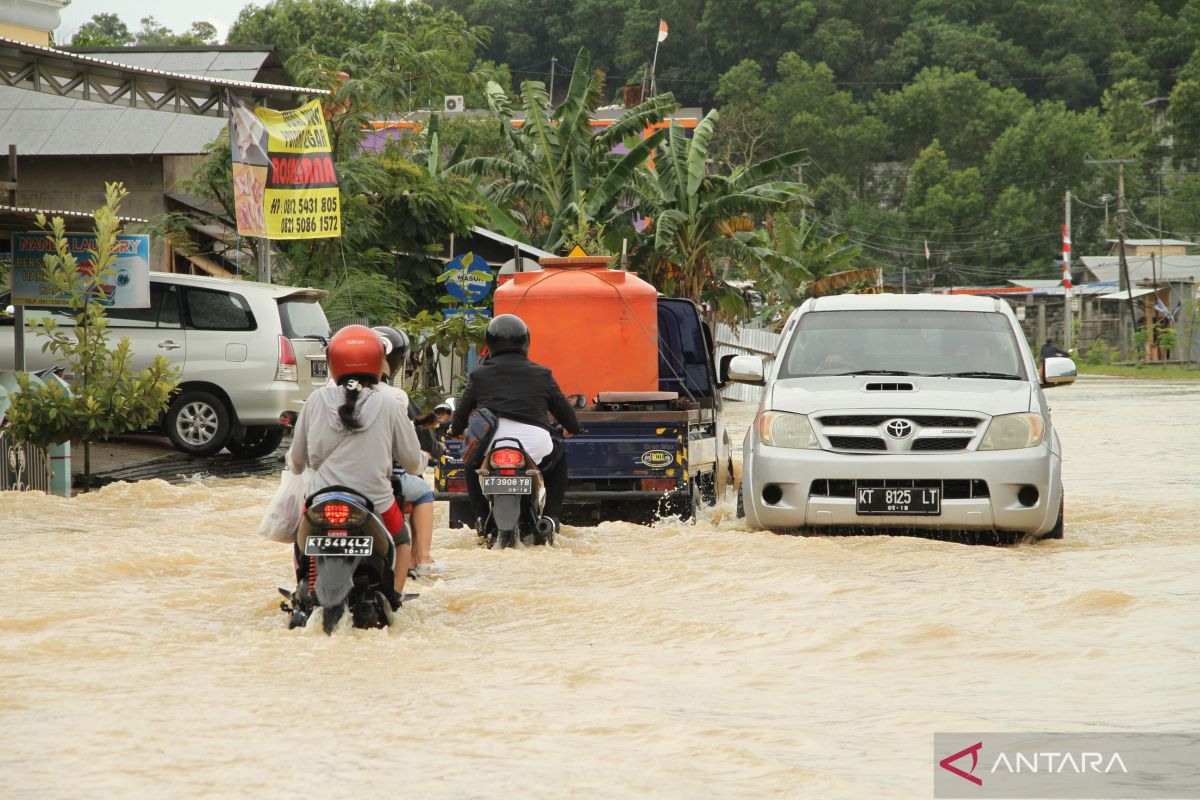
[10,232,150,308]
[229,95,340,240]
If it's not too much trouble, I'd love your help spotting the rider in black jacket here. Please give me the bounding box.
[449,314,582,530]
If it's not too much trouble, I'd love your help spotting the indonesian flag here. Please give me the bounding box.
[658,19,669,42]
[1061,224,1073,289]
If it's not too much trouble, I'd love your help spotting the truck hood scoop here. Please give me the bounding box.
[865,382,914,391]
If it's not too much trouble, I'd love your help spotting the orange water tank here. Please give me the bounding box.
[494,264,659,402]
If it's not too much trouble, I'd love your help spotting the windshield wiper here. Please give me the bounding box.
[932,371,1021,379]
[833,369,916,376]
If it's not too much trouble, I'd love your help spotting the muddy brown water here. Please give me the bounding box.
[1,377,1197,798]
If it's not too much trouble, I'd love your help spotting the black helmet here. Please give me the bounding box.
[371,325,409,377]
[485,314,530,356]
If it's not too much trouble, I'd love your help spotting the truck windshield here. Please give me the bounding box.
[777,309,1026,379]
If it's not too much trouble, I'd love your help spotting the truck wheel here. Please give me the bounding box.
[166,390,232,456]
[226,425,285,458]
[697,470,718,506]
[662,479,698,522]
[1040,496,1065,540]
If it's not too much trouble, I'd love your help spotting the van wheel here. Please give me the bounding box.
[166,390,232,456]
[227,426,285,458]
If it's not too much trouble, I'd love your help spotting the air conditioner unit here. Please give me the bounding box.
[444,95,465,112]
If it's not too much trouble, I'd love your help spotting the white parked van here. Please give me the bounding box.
[1,272,330,457]
[729,293,1076,542]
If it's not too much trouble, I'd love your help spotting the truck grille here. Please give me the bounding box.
[828,436,887,451]
[814,413,984,453]
[809,478,989,499]
[911,437,973,451]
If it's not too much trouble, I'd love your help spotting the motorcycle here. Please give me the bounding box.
[477,437,557,549]
[278,485,402,634]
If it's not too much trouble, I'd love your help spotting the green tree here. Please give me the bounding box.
[745,215,862,316]
[4,184,179,489]
[454,48,676,251]
[711,59,776,171]
[69,13,133,46]
[761,55,888,184]
[873,67,1031,164]
[632,111,810,311]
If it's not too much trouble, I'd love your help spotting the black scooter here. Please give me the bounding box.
[279,485,401,634]
[478,437,556,549]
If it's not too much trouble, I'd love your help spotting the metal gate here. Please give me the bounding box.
[0,431,52,493]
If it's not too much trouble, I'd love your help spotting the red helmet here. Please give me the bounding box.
[327,324,385,383]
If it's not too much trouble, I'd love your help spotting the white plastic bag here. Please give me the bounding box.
[259,468,312,542]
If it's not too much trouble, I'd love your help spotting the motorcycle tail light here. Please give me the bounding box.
[641,478,677,492]
[323,503,351,524]
[490,448,525,468]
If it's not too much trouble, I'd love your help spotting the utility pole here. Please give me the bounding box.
[549,56,557,106]
[1086,156,1138,346]
[6,145,25,372]
[1063,191,1072,351]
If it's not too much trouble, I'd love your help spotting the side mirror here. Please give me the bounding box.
[717,353,735,388]
[726,354,766,386]
[569,393,588,408]
[1041,356,1077,387]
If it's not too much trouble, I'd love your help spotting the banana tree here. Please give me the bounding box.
[452,47,676,252]
[631,109,811,313]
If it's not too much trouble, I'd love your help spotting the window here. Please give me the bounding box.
[106,282,181,329]
[278,298,330,340]
[183,288,255,331]
[778,310,1025,379]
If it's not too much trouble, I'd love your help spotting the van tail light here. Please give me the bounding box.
[489,448,525,468]
[275,335,298,382]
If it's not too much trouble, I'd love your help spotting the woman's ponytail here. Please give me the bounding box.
[336,376,377,430]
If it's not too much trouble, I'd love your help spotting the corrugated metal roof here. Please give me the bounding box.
[1098,288,1157,300]
[0,203,148,225]
[2,36,324,96]
[1078,255,1200,284]
[1106,238,1194,247]
[0,85,226,154]
[71,49,274,83]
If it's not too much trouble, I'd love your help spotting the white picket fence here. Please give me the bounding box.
[715,322,781,403]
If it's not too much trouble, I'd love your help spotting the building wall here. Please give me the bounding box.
[0,22,49,45]
[8,155,172,265]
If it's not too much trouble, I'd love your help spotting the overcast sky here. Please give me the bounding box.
[56,0,251,44]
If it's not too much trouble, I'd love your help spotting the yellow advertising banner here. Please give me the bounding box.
[229,96,341,239]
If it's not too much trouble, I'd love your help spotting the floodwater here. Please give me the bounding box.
[1,378,1197,798]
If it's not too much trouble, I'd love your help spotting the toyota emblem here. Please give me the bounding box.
[885,419,913,438]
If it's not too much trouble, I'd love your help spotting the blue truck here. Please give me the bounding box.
[434,296,733,525]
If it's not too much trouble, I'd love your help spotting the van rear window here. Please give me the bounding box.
[278,298,331,340]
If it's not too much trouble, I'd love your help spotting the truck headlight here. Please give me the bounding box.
[979,413,1046,450]
[758,411,820,449]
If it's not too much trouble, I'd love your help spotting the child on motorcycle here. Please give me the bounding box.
[371,326,440,577]
[287,324,424,600]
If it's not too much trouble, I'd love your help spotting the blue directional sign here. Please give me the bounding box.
[444,253,493,303]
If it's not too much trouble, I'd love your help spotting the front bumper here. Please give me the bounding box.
[742,441,1061,536]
